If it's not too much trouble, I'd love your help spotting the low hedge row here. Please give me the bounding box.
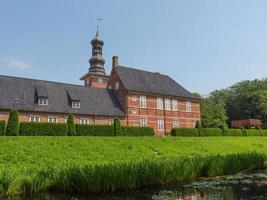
[121,126,154,136]
[19,122,67,136]
[76,124,114,136]
[0,120,6,136]
[171,128,267,137]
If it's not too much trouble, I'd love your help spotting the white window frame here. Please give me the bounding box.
[140,117,147,126]
[186,101,192,112]
[29,116,41,123]
[192,120,196,128]
[132,108,137,114]
[158,119,164,131]
[64,117,68,123]
[109,120,114,125]
[72,101,80,109]
[38,97,48,106]
[115,81,119,90]
[172,99,178,111]
[140,95,147,108]
[48,116,58,123]
[132,95,137,101]
[98,77,103,84]
[80,118,89,125]
[173,119,179,128]
[165,98,171,111]
[157,97,163,110]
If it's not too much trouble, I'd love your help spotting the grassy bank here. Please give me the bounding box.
[0,137,267,196]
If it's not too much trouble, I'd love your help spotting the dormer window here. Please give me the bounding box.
[38,97,48,106]
[72,100,80,109]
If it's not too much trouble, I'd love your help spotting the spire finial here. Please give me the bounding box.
[96,17,102,37]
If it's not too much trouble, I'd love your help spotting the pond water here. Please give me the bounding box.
[6,170,267,200]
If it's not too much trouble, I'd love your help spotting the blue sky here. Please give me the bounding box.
[0,0,267,94]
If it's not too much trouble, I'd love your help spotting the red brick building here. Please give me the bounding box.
[0,30,200,135]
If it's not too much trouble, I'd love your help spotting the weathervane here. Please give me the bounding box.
[96,17,102,31]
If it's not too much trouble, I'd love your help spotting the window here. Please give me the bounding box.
[29,116,40,123]
[165,98,171,110]
[192,120,196,128]
[186,101,192,112]
[172,100,178,111]
[48,116,58,123]
[109,120,114,125]
[115,81,119,90]
[158,119,164,131]
[38,97,48,106]
[80,118,89,125]
[72,101,80,109]
[157,97,163,110]
[98,78,103,83]
[132,108,137,114]
[140,96,146,108]
[140,118,147,126]
[64,118,67,123]
[173,120,179,128]
[132,95,137,101]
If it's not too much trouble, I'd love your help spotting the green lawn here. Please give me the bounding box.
[0,136,267,195]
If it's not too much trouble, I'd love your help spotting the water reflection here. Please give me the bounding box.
[4,170,267,200]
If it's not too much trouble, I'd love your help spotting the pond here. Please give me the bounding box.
[5,170,267,200]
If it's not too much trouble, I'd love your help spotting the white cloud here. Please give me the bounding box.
[3,58,32,69]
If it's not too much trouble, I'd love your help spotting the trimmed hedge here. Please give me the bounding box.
[261,130,267,136]
[5,110,19,136]
[76,124,114,136]
[0,120,6,136]
[171,128,199,137]
[224,129,244,136]
[245,129,262,136]
[120,126,154,136]
[203,128,223,136]
[19,122,67,136]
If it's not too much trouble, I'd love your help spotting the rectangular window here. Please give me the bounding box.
[38,97,48,106]
[48,116,58,123]
[158,119,164,131]
[165,98,171,110]
[173,119,179,128]
[132,108,137,114]
[80,118,89,125]
[29,116,40,123]
[72,101,80,109]
[157,97,163,110]
[186,101,192,112]
[140,96,147,108]
[172,100,178,111]
[140,118,147,126]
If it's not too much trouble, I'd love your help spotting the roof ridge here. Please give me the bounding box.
[117,65,169,77]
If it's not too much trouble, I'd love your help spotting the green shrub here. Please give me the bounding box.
[245,129,262,136]
[0,120,6,136]
[114,118,123,135]
[260,130,267,136]
[195,121,204,136]
[67,114,76,136]
[76,124,114,136]
[171,128,199,137]
[224,129,244,136]
[5,110,19,136]
[19,122,67,136]
[121,126,154,136]
[203,128,223,136]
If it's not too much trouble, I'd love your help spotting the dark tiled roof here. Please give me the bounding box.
[115,66,197,99]
[0,75,125,116]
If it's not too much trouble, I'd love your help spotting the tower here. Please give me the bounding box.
[80,29,110,88]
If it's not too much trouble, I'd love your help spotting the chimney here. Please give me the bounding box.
[112,56,119,68]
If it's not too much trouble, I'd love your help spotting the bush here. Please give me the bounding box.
[224,129,244,136]
[203,128,223,136]
[5,110,19,136]
[76,124,114,136]
[0,120,6,136]
[114,118,123,135]
[261,130,267,136]
[120,126,154,136]
[195,121,204,136]
[67,114,76,136]
[19,122,67,136]
[245,129,262,136]
[171,128,199,137]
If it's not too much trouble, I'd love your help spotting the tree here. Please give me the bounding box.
[5,109,19,136]
[67,114,76,136]
[114,118,123,135]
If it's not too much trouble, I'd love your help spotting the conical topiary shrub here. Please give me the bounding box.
[195,121,204,136]
[5,109,19,136]
[67,114,76,136]
[114,118,123,136]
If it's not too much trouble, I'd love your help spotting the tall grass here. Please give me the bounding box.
[0,152,264,196]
